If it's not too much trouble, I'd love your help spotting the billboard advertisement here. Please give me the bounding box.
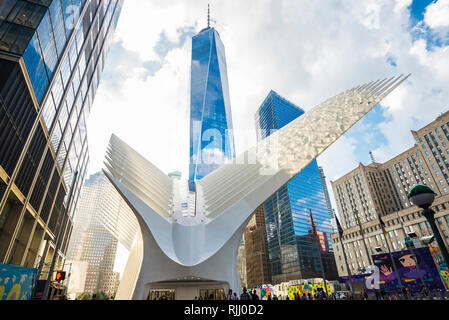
[0,263,38,300]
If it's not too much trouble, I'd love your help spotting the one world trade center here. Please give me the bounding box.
[188,18,236,191]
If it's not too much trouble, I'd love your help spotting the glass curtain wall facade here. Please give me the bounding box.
[255,91,338,283]
[0,0,123,280]
[189,27,235,191]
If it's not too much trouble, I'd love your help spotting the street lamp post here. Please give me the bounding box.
[408,185,449,270]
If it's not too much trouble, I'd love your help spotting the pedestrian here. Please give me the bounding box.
[227,289,233,300]
[402,287,408,300]
[375,290,380,300]
[363,291,368,300]
[320,290,327,300]
[233,292,239,300]
[240,287,250,300]
[251,290,259,300]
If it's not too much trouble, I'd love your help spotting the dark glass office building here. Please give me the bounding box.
[0,0,123,280]
[255,91,338,283]
[189,26,235,191]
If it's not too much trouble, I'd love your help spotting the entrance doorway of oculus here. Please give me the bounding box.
[147,290,176,300]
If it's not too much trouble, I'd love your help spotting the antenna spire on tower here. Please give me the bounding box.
[369,151,376,163]
[207,3,210,28]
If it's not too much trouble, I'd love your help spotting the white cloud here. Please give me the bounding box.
[88,0,449,221]
[424,0,449,29]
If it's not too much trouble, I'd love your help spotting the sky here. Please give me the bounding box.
[87,0,449,260]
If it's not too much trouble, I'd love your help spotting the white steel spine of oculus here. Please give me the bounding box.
[104,74,411,300]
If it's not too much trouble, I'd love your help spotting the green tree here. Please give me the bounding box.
[76,293,92,300]
[94,291,109,300]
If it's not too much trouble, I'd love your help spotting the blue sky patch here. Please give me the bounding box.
[344,104,390,164]
[408,0,449,50]
[386,55,397,67]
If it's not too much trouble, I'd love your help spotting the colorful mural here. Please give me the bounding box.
[373,247,446,293]
[339,247,448,294]
[257,288,273,299]
[0,263,38,300]
[429,247,449,290]
[287,283,333,300]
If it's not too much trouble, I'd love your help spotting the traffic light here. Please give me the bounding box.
[55,271,66,282]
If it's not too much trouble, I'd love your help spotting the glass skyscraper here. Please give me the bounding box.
[0,0,123,283]
[255,90,338,283]
[189,26,235,191]
[66,172,138,298]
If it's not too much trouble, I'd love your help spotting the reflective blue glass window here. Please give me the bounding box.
[65,83,75,110]
[60,56,71,89]
[51,72,64,108]
[37,11,58,79]
[74,95,82,117]
[51,121,63,152]
[67,40,78,71]
[75,21,84,54]
[69,106,78,130]
[57,142,67,168]
[80,77,88,100]
[73,128,82,157]
[61,0,78,39]
[78,112,86,142]
[77,50,86,78]
[63,159,73,187]
[41,95,57,130]
[58,101,70,130]
[23,33,49,103]
[49,0,67,57]
[68,142,77,166]
[71,66,81,94]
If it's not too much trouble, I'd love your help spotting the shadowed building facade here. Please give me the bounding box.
[244,205,272,288]
[0,0,123,283]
